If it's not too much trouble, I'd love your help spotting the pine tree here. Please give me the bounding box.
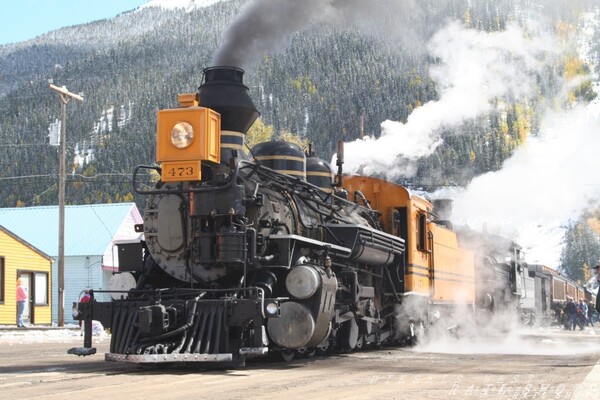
[560,217,600,283]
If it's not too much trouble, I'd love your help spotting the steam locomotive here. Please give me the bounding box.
[71,66,595,366]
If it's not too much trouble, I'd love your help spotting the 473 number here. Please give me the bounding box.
[167,166,194,177]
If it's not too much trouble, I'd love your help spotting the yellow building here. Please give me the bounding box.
[0,225,52,326]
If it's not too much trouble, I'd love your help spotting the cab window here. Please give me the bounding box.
[417,213,427,251]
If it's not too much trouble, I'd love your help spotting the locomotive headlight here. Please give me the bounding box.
[170,121,195,149]
[265,302,280,316]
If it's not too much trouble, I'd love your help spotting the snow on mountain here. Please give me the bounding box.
[139,0,224,11]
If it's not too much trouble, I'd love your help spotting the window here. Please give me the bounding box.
[34,272,48,306]
[417,213,428,252]
[0,257,4,303]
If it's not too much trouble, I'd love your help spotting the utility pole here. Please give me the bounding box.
[49,83,83,327]
[359,113,365,139]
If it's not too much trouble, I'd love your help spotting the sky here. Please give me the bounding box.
[0,0,148,45]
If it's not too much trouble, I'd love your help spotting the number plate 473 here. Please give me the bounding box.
[161,160,201,182]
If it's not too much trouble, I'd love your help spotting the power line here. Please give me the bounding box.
[0,143,49,147]
[0,140,150,147]
[70,172,135,179]
[0,171,156,181]
[0,174,54,181]
[24,183,57,206]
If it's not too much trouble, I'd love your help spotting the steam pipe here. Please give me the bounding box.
[335,140,344,187]
[353,190,372,209]
[138,294,205,344]
[247,227,260,268]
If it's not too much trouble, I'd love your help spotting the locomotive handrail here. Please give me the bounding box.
[268,233,352,259]
[132,162,241,195]
[84,286,268,300]
[132,165,163,194]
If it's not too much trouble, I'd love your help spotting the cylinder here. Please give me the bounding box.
[286,264,321,299]
[267,302,315,349]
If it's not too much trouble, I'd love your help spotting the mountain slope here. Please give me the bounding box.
[0,0,598,211]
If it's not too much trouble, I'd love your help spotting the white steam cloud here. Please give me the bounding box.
[452,104,600,223]
[435,11,600,267]
[341,21,557,178]
[446,100,600,266]
[415,327,600,356]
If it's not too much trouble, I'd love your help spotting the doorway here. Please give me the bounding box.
[17,271,34,325]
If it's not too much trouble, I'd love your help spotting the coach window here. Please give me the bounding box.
[0,257,4,303]
[417,213,427,252]
[34,272,48,306]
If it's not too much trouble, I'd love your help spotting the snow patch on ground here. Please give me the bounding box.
[139,0,223,12]
[0,324,109,344]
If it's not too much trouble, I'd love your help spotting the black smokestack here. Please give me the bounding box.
[197,66,259,134]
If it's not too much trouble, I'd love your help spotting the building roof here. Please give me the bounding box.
[0,225,52,261]
[0,203,142,257]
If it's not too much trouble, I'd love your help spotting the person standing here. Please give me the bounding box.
[16,278,28,328]
[79,290,91,334]
[595,264,600,315]
[577,299,588,330]
[565,297,578,331]
[588,300,597,326]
